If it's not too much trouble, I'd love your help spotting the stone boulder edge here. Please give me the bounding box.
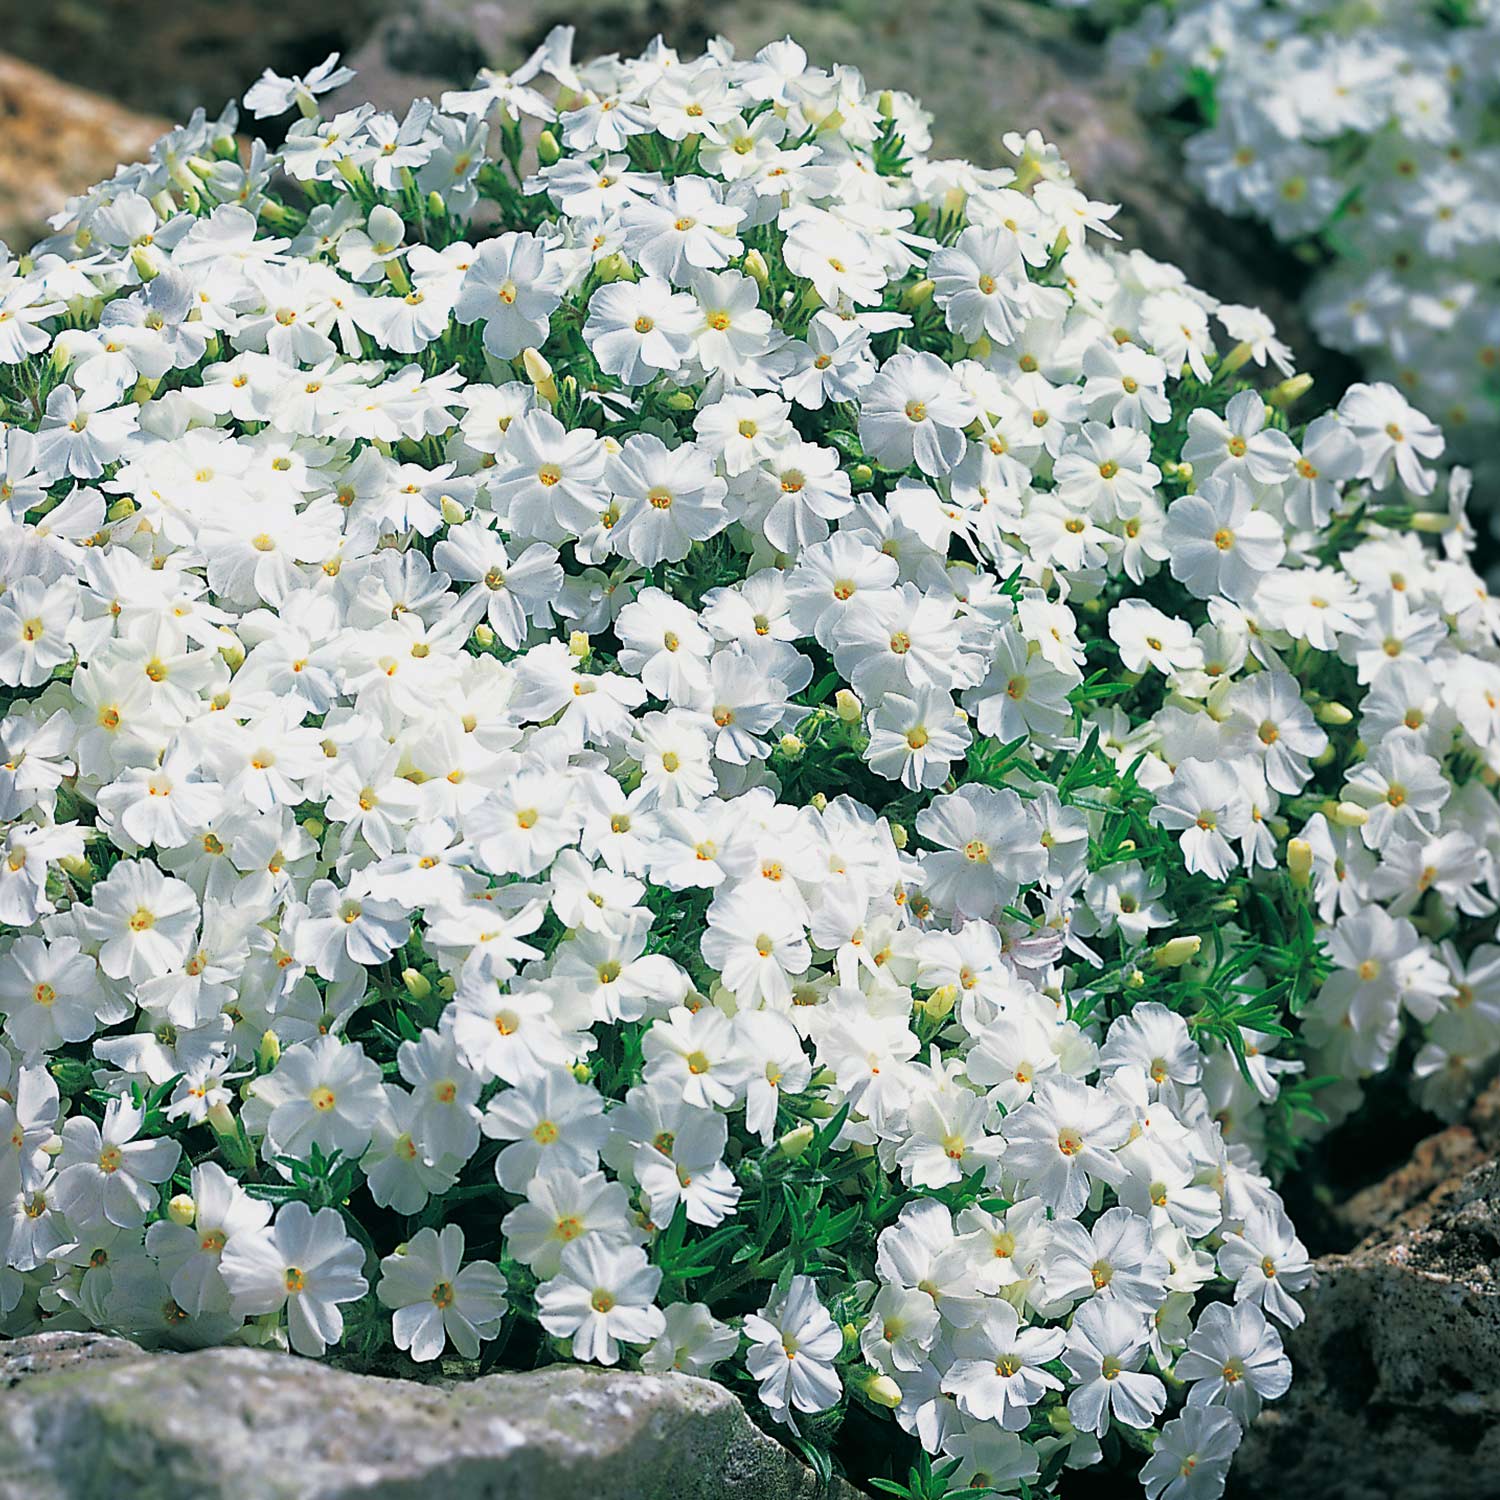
[0,1331,860,1500]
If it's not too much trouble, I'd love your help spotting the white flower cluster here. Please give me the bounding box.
[0,28,1493,1498]
[1083,0,1500,500]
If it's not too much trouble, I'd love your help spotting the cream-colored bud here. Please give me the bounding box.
[569,630,591,658]
[1332,801,1369,828]
[439,494,467,526]
[1287,838,1313,888]
[167,1194,196,1227]
[835,688,863,723]
[923,984,958,1023]
[901,278,935,310]
[256,1030,281,1072]
[402,967,432,1001]
[743,249,770,289]
[1409,511,1453,534]
[521,346,559,406]
[1314,700,1353,726]
[1267,373,1313,408]
[537,129,562,165]
[776,1123,816,1159]
[865,1374,903,1408]
[1153,935,1202,968]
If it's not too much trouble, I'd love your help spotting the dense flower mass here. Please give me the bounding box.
[1068,0,1500,510]
[0,28,1495,1498]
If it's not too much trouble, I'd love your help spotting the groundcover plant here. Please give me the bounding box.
[1067,0,1500,515]
[0,27,1496,1500]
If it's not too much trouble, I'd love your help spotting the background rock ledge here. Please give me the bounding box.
[0,1331,859,1500]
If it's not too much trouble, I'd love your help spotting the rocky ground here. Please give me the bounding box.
[0,1330,858,1499]
[1230,1078,1500,1500]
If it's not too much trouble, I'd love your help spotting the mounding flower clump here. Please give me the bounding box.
[0,27,1495,1499]
[1070,0,1500,509]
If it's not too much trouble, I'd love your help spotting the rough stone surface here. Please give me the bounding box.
[0,2,385,123]
[0,1332,858,1500]
[1232,1099,1500,1500]
[0,53,170,251]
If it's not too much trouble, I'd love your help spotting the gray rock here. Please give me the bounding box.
[1232,1156,1500,1500]
[0,1332,857,1500]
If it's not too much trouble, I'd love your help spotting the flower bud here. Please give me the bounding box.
[778,733,804,759]
[439,494,467,526]
[593,251,634,284]
[571,1061,593,1084]
[835,688,863,722]
[402,967,432,1000]
[1153,935,1202,968]
[256,1030,281,1072]
[216,628,246,672]
[865,1373,903,1408]
[473,623,496,649]
[167,1193,196,1227]
[776,1123,816,1158]
[809,791,828,812]
[1287,838,1313,888]
[663,390,697,411]
[1314,700,1353,726]
[1267,373,1313,408]
[1409,511,1452,534]
[537,129,562,165]
[743,249,770,289]
[1221,342,1254,374]
[901,278,935,311]
[1331,801,1369,828]
[522,346,559,406]
[923,984,958,1023]
[890,822,908,850]
[850,463,874,488]
[569,630,591,658]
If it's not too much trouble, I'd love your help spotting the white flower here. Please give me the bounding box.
[859,351,979,477]
[81,860,200,985]
[1162,479,1285,605]
[454,232,564,359]
[1140,1408,1243,1500]
[929,225,1034,342]
[640,1300,741,1375]
[220,1200,369,1356]
[535,1237,665,1365]
[940,1300,1066,1428]
[1175,1301,1292,1424]
[377,1224,508,1360]
[584,278,699,384]
[743,1275,844,1420]
[54,1097,181,1230]
[1062,1298,1166,1436]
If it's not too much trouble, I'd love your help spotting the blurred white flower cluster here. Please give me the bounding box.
[1077,0,1500,507]
[0,26,1494,1499]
